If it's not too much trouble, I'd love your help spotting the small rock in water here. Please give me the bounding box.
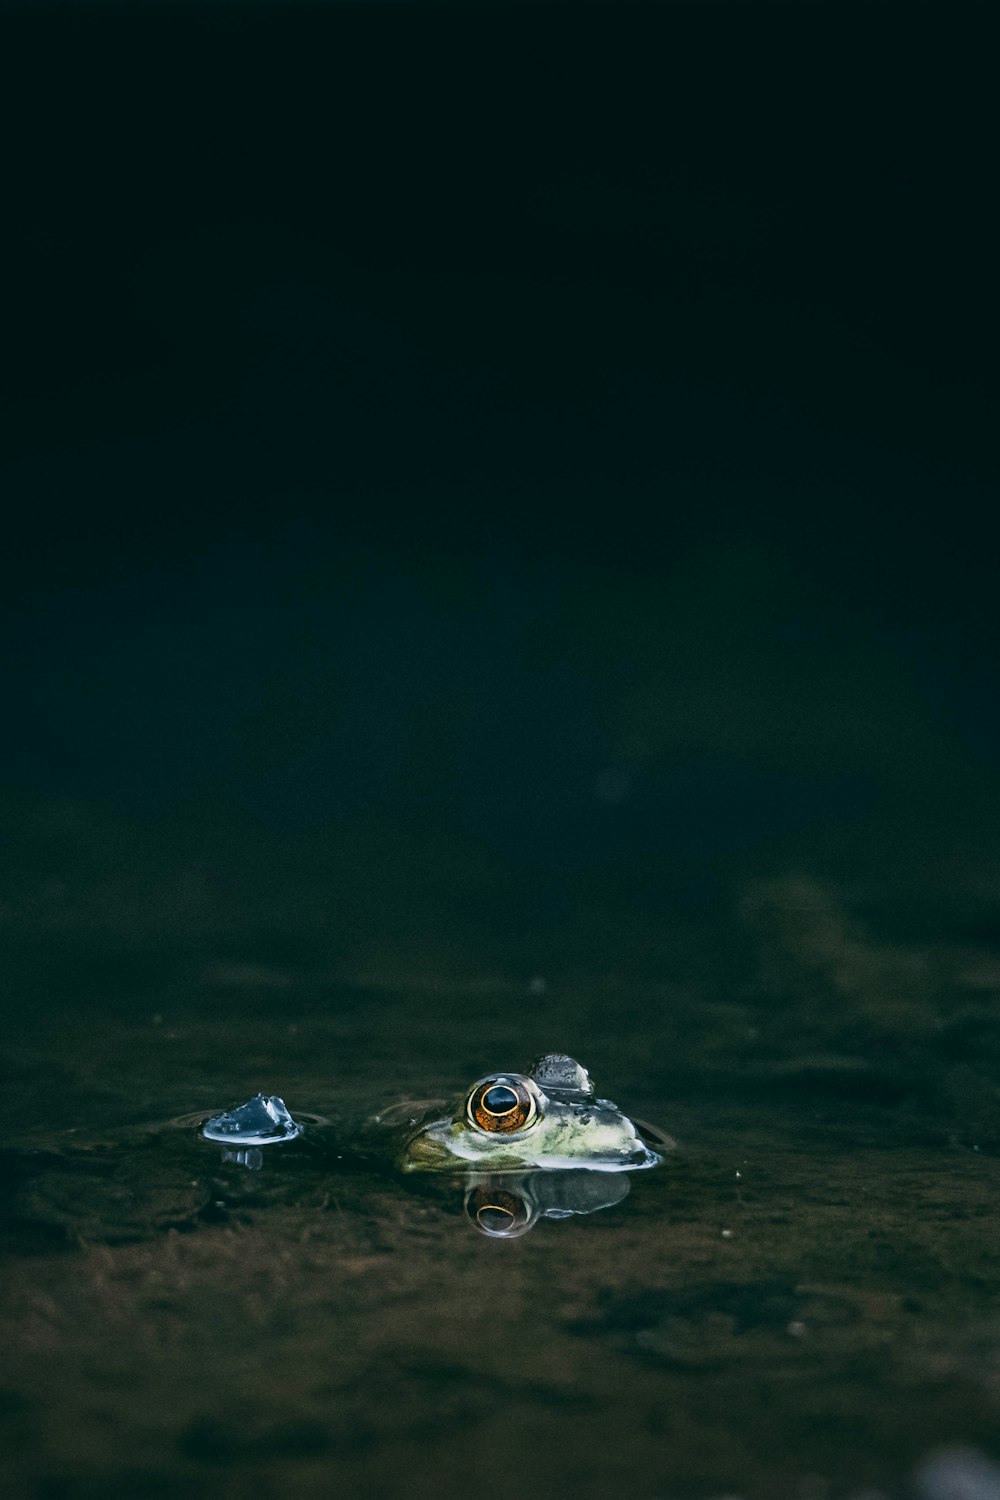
[202,1093,303,1146]
[913,1447,1000,1500]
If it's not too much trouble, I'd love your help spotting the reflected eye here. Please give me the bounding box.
[466,1077,539,1134]
[466,1185,531,1236]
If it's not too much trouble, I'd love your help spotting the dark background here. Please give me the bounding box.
[2,0,998,992]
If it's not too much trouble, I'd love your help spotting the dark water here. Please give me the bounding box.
[6,867,1000,1500]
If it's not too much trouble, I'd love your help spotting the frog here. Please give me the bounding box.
[378,1053,670,1173]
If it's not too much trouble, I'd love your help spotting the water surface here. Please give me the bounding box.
[5,874,1000,1500]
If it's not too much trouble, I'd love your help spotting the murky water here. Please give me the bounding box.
[5,874,1000,1500]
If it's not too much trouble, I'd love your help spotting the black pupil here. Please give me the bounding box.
[482,1085,519,1114]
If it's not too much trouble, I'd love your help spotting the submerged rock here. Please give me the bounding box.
[913,1447,1000,1500]
[201,1093,303,1146]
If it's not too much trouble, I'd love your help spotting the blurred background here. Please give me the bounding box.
[1,0,997,993]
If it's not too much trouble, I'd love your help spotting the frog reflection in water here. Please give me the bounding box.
[465,1169,632,1238]
[382,1053,670,1174]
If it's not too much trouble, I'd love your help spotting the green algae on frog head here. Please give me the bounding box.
[396,1053,669,1173]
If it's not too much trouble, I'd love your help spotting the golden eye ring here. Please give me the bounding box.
[465,1076,540,1135]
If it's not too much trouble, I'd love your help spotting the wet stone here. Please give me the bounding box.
[201,1093,303,1146]
[913,1447,1000,1500]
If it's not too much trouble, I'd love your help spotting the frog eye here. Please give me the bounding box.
[466,1077,539,1134]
